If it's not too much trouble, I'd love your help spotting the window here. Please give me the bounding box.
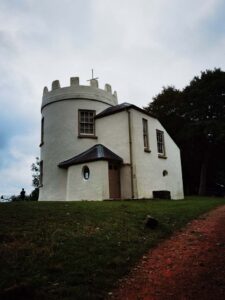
[142,119,150,151]
[82,166,90,180]
[156,130,166,156]
[40,117,44,146]
[78,110,95,136]
[40,160,43,186]
[163,170,168,176]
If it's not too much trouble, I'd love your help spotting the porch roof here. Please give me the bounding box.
[58,144,123,168]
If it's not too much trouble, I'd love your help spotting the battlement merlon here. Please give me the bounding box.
[41,77,118,111]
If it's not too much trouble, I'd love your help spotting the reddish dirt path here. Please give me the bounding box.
[109,205,225,300]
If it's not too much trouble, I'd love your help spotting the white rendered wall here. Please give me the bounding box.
[96,111,132,198]
[66,161,109,200]
[42,84,118,109]
[120,165,132,199]
[96,110,183,199]
[39,79,117,201]
[96,111,130,163]
[130,109,184,199]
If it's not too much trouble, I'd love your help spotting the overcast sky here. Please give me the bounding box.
[1,0,225,196]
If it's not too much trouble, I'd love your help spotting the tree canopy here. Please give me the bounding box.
[145,69,225,196]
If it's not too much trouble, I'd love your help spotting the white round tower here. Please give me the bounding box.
[39,77,118,201]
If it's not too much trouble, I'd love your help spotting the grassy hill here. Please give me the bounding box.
[0,197,224,299]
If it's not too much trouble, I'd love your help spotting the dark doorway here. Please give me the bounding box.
[108,163,121,199]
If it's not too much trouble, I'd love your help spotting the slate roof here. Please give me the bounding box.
[95,102,155,119]
[58,144,123,168]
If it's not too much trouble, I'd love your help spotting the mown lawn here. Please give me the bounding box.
[0,197,224,300]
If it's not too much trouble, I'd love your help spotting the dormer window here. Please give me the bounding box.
[78,110,96,138]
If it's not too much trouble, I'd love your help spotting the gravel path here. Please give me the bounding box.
[109,205,225,300]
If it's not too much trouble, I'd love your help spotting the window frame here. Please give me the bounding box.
[82,165,90,180]
[78,109,97,138]
[40,117,44,146]
[39,160,43,187]
[142,118,150,152]
[156,129,166,158]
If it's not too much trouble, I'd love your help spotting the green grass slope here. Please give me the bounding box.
[0,197,224,299]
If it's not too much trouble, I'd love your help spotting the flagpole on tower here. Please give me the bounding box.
[87,69,98,82]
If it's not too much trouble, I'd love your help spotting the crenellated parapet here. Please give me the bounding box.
[42,76,118,110]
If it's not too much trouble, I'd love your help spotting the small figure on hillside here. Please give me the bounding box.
[20,188,26,201]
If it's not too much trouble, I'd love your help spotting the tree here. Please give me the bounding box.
[144,86,186,144]
[145,69,225,196]
[31,157,40,188]
[183,69,225,195]
[30,187,39,201]
[31,157,40,200]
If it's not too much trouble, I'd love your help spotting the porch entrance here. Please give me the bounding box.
[108,162,121,199]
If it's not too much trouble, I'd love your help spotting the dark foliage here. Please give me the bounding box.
[11,189,39,202]
[30,157,40,201]
[29,188,39,201]
[31,157,40,188]
[145,69,225,196]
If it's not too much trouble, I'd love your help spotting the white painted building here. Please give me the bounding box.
[39,77,184,201]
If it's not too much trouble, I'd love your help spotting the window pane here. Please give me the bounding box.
[83,166,90,180]
[41,118,44,144]
[79,110,95,135]
[156,130,165,155]
[142,119,147,134]
[142,119,149,149]
[80,123,85,133]
[143,135,147,148]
